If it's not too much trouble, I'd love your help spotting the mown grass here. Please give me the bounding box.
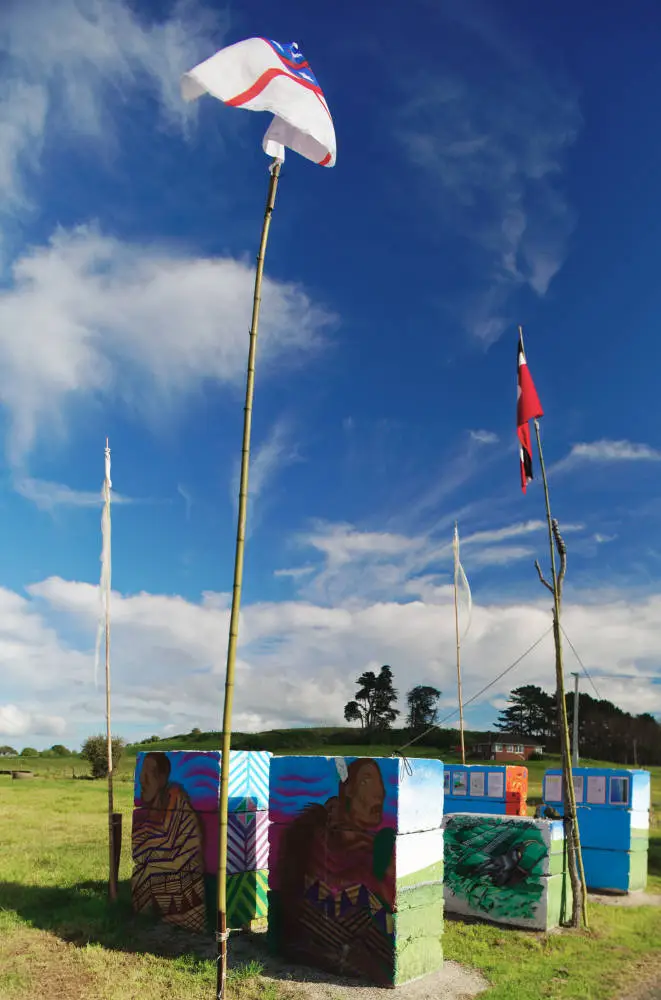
[1,751,660,999]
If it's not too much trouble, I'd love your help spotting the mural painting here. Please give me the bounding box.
[132,751,213,932]
[443,813,566,931]
[268,755,444,987]
[131,749,271,933]
[443,764,528,817]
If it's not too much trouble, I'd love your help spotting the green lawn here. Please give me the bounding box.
[1,752,660,999]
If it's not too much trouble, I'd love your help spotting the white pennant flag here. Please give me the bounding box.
[453,524,472,640]
[182,38,336,167]
[93,444,112,689]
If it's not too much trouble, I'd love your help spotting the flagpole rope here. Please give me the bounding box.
[560,625,602,700]
[394,624,553,756]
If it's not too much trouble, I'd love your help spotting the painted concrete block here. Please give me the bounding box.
[227,869,269,925]
[228,750,272,812]
[131,749,272,935]
[268,754,444,986]
[577,808,649,852]
[269,754,443,834]
[582,848,648,894]
[443,764,528,817]
[134,750,221,811]
[228,810,269,875]
[443,813,567,930]
[543,767,651,813]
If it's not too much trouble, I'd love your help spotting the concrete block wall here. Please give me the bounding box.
[267,755,445,987]
[131,749,271,932]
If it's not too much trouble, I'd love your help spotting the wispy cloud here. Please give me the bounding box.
[0,226,332,464]
[0,0,222,210]
[274,566,316,580]
[470,429,499,445]
[553,440,661,474]
[177,483,193,520]
[394,9,580,343]
[15,476,134,511]
[230,420,302,534]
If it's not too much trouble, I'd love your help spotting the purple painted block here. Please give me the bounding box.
[228,811,269,874]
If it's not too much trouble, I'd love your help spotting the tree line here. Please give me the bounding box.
[344,665,442,734]
[495,684,661,765]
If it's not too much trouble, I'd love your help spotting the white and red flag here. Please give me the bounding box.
[182,38,336,167]
[517,330,544,493]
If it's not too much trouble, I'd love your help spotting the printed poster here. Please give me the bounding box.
[444,771,450,795]
[469,771,485,796]
[572,775,584,803]
[487,771,504,798]
[587,775,606,804]
[452,771,468,795]
[545,775,562,802]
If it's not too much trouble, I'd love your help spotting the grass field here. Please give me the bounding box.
[1,748,660,1000]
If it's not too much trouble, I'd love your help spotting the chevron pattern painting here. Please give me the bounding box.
[227,811,269,874]
[228,750,271,812]
[227,869,268,926]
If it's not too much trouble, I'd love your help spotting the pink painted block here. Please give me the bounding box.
[228,811,269,875]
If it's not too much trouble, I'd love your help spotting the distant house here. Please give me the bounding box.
[472,736,544,762]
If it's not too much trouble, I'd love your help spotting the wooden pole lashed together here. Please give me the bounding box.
[571,671,580,768]
[453,523,466,765]
[103,438,118,902]
[522,326,588,929]
[216,160,281,1000]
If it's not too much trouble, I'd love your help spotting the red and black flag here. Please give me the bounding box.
[517,330,544,493]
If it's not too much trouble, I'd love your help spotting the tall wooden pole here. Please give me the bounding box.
[532,412,588,929]
[216,160,281,1000]
[103,438,117,902]
[453,524,466,765]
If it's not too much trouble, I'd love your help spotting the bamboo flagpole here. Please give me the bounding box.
[452,523,466,764]
[518,327,588,929]
[216,160,280,998]
[180,37,336,1000]
[102,439,117,902]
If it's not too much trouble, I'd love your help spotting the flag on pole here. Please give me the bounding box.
[453,524,472,639]
[517,330,544,493]
[182,38,336,167]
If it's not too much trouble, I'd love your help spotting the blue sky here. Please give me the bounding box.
[2,0,661,750]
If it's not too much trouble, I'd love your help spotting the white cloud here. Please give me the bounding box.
[470,429,499,445]
[274,566,316,580]
[0,704,65,739]
[231,420,301,526]
[0,226,332,464]
[395,24,580,342]
[14,476,135,510]
[5,571,661,748]
[554,439,661,474]
[0,0,221,208]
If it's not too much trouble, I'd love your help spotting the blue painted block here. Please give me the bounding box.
[270,755,443,833]
[443,798,504,816]
[582,847,648,893]
[543,768,651,813]
[227,750,272,812]
[576,808,649,852]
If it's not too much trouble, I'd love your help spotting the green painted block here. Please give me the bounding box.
[629,851,649,891]
[629,831,650,852]
[397,859,443,890]
[394,900,443,985]
[546,872,570,929]
[227,869,268,927]
[397,881,444,911]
